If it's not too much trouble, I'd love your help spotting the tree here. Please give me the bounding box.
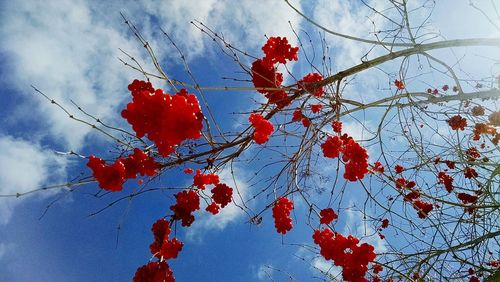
[3,1,500,281]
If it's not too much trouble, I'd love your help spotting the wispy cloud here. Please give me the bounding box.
[311,257,341,279]
[312,0,390,69]
[256,264,271,281]
[0,135,67,224]
[344,204,387,253]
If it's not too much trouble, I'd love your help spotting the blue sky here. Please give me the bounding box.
[0,1,499,281]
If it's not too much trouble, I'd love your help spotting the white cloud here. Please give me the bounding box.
[1,0,146,149]
[342,120,375,141]
[0,135,67,225]
[144,0,303,57]
[1,0,304,148]
[295,246,341,279]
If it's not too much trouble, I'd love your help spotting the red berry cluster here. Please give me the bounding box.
[301,117,311,127]
[445,160,456,169]
[332,120,342,133]
[372,161,385,174]
[261,36,299,67]
[87,156,125,191]
[121,80,204,156]
[396,179,433,219]
[292,109,303,122]
[205,202,220,215]
[394,164,404,174]
[149,219,183,260]
[403,190,420,202]
[372,264,384,282]
[251,59,289,108]
[395,177,416,189]
[321,130,370,182]
[134,261,174,282]
[252,37,298,108]
[272,197,294,234]
[380,219,390,229]
[211,183,233,208]
[394,79,405,90]
[319,208,338,225]
[249,113,274,144]
[311,104,322,113]
[312,228,376,282]
[193,169,219,190]
[487,260,500,267]
[464,167,478,179]
[134,219,182,282]
[123,148,160,178]
[291,109,313,127]
[469,275,480,282]
[87,148,160,191]
[251,59,283,93]
[437,171,453,192]
[412,200,434,219]
[170,190,200,227]
[342,138,369,181]
[321,136,343,158]
[189,170,233,216]
[457,193,478,204]
[447,115,467,130]
[373,264,383,274]
[298,73,324,97]
[466,147,481,161]
[427,88,439,95]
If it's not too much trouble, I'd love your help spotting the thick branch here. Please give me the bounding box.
[318,38,500,87]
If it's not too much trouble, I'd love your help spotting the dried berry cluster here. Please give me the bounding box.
[447,115,467,130]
